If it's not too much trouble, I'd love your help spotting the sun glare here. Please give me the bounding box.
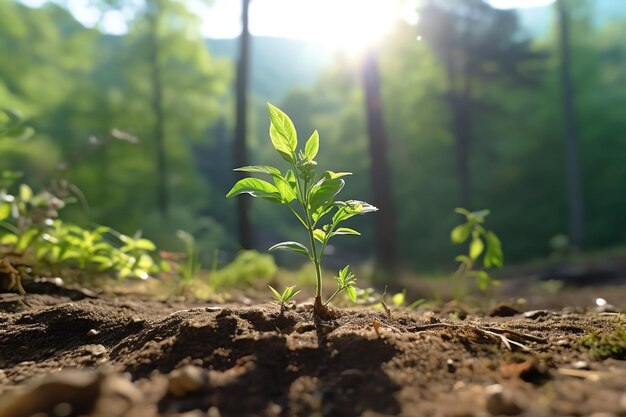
[250,0,417,53]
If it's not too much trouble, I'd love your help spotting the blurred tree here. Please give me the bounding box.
[234,0,253,249]
[361,50,397,271]
[557,0,585,249]
[419,0,542,208]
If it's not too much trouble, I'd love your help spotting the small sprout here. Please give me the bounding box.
[324,265,358,306]
[451,208,504,293]
[269,285,301,313]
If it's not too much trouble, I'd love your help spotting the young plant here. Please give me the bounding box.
[268,285,301,314]
[176,230,201,283]
[227,104,377,319]
[451,208,504,293]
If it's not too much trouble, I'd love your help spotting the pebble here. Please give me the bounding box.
[87,329,100,337]
[90,344,107,358]
[167,365,209,397]
[485,384,522,416]
[523,310,550,319]
[572,361,590,370]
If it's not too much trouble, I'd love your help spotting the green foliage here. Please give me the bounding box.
[581,325,626,360]
[0,178,166,281]
[0,109,34,141]
[210,250,277,290]
[451,208,504,292]
[227,104,376,310]
[268,284,301,311]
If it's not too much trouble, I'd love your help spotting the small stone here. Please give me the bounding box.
[447,359,456,373]
[523,310,550,319]
[206,306,221,312]
[207,407,222,417]
[485,384,522,416]
[87,329,100,337]
[90,345,107,358]
[167,365,209,397]
[556,339,570,346]
[572,361,590,370]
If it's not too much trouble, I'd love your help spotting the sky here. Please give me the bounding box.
[21,0,556,49]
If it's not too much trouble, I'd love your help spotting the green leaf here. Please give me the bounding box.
[16,228,38,252]
[332,227,361,236]
[454,207,471,217]
[484,231,504,268]
[19,184,33,202]
[332,200,378,224]
[309,178,344,212]
[226,178,282,203]
[455,255,472,266]
[234,165,281,177]
[268,285,282,301]
[451,224,471,243]
[0,233,18,245]
[473,270,491,291]
[345,286,357,303]
[0,203,10,221]
[274,176,297,203]
[392,291,405,307]
[323,171,352,180]
[267,103,297,163]
[268,241,311,259]
[135,239,156,251]
[313,229,326,243]
[469,236,484,260]
[304,130,319,160]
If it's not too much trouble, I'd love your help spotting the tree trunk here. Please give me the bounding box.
[558,0,585,249]
[148,9,168,217]
[233,0,253,249]
[361,50,397,271]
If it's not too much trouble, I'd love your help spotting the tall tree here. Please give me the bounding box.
[233,0,253,249]
[146,0,168,216]
[361,50,397,270]
[557,0,585,249]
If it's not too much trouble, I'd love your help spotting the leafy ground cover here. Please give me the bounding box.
[0,277,625,417]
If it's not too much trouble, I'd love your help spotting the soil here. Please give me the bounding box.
[0,284,625,417]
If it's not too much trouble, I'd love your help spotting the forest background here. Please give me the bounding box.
[2,0,625,281]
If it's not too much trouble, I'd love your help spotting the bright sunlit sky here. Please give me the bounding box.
[22,0,556,51]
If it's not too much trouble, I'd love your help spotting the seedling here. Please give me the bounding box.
[269,285,301,314]
[451,208,504,293]
[227,104,377,319]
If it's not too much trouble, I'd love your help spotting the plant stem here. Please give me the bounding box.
[324,285,345,306]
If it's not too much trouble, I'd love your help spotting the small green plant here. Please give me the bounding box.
[451,208,504,293]
[325,265,357,305]
[176,230,201,283]
[269,284,301,313]
[227,104,377,319]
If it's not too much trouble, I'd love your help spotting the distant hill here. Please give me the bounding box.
[206,37,332,101]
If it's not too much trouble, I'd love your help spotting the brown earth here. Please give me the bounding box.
[0,286,625,417]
